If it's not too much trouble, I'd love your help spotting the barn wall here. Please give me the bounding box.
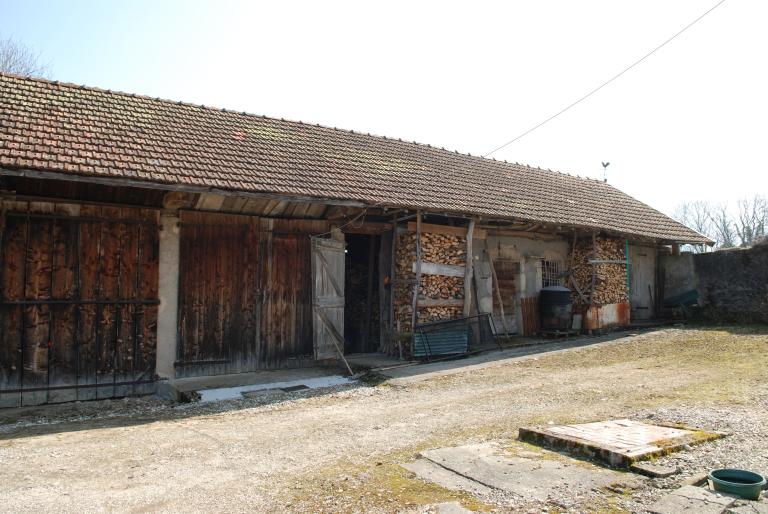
[473,234,569,335]
[173,210,331,377]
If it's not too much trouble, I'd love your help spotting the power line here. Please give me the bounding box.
[484,0,729,157]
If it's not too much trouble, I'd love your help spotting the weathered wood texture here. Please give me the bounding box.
[176,211,326,377]
[520,296,540,336]
[0,202,159,406]
[490,257,518,335]
[312,236,345,361]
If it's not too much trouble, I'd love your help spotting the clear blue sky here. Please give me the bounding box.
[2,0,766,215]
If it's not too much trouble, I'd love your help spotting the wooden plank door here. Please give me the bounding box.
[259,232,313,366]
[176,211,260,377]
[629,244,656,320]
[311,236,345,360]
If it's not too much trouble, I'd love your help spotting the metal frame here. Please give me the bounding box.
[413,313,498,362]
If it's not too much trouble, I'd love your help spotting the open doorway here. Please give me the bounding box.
[344,234,380,353]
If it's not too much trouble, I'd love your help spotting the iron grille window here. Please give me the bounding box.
[541,259,562,288]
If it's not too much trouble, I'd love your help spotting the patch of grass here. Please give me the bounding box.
[284,459,493,513]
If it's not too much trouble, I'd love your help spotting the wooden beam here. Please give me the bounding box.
[389,213,397,354]
[407,221,487,239]
[341,221,392,235]
[463,219,475,317]
[411,261,464,277]
[1,167,369,208]
[363,235,375,351]
[481,228,558,241]
[410,210,423,336]
[418,298,464,308]
[408,221,461,236]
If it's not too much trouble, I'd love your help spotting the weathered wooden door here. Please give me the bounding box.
[259,232,313,366]
[176,211,260,377]
[311,236,345,360]
[629,244,656,320]
[0,203,159,407]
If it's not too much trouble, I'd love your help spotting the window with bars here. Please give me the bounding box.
[541,259,563,288]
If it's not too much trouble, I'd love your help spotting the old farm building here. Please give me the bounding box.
[0,74,709,406]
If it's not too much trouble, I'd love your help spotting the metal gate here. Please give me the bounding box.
[0,203,159,407]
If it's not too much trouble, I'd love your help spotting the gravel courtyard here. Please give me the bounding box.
[0,326,766,513]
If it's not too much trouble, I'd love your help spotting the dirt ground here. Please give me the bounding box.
[0,326,766,513]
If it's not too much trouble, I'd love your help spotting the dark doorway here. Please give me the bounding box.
[344,234,380,353]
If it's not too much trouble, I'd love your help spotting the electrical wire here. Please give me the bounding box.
[483,0,729,157]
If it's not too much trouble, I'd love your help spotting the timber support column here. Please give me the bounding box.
[156,211,181,379]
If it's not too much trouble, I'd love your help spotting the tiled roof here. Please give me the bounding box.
[0,73,710,243]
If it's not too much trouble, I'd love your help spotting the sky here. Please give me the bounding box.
[1,0,766,216]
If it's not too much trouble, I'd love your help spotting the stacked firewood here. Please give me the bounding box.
[568,236,628,305]
[421,233,466,265]
[393,230,468,331]
[418,306,462,324]
[395,232,466,273]
[420,275,464,300]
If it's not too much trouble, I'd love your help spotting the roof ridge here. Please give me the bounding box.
[0,71,598,186]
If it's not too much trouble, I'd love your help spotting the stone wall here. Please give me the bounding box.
[661,243,768,323]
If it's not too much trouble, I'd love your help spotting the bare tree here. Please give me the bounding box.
[708,202,737,249]
[734,196,767,247]
[674,196,767,251]
[0,35,49,78]
[673,201,714,252]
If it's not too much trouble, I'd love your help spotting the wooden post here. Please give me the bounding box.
[462,219,475,317]
[487,249,511,338]
[410,210,422,337]
[362,234,375,351]
[388,214,397,355]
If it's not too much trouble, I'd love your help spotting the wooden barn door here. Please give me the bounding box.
[311,236,345,360]
[0,203,159,407]
[176,212,260,376]
[259,231,314,366]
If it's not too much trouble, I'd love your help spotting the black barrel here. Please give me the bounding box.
[540,286,573,331]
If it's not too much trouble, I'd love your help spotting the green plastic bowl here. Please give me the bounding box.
[708,468,766,501]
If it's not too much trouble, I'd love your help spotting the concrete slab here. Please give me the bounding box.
[519,419,723,467]
[402,459,493,496]
[159,369,354,403]
[649,485,737,514]
[408,442,642,502]
[170,368,341,392]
